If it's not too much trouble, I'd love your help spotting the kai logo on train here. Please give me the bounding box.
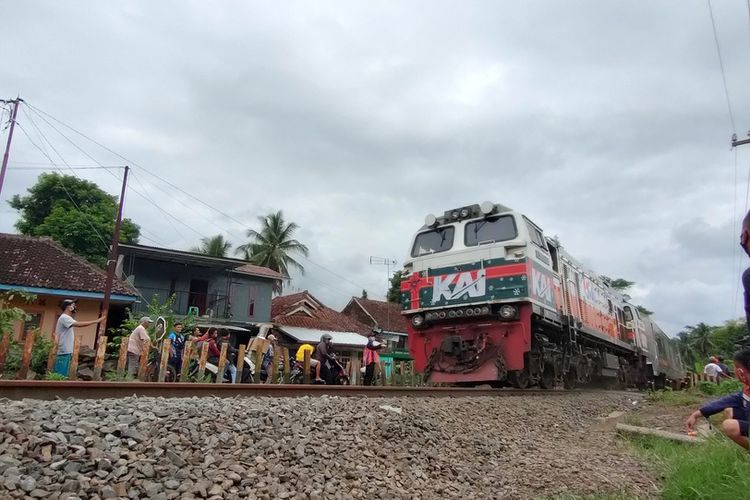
[432,270,486,303]
[531,264,556,308]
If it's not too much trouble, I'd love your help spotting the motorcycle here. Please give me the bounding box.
[289,357,350,385]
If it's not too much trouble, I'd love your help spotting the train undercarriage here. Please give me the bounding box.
[415,312,649,390]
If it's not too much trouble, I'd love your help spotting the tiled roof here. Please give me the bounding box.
[271,291,371,335]
[350,297,408,333]
[0,233,138,297]
[234,263,284,280]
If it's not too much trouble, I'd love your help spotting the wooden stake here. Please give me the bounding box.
[615,423,701,444]
[68,335,81,380]
[215,342,228,384]
[0,332,11,373]
[18,332,35,379]
[158,338,171,382]
[92,336,108,381]
[117,337,128,372]
[137,341,150,381]
[46,337,58,374]
[303,349,311,384]
[379,361,387,386]
[180,340,193,382]
[236,344,246,384]
[353,355,361,386]
[282,347,291,384]
[271,346,279,384]
[254,339,267,384]
[399,361,406,386]
[197,342,209,381]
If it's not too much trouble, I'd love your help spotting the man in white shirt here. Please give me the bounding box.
[127,316,153,376]
[704,356,724,378]
[54,299,107,377]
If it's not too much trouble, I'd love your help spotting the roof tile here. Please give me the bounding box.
[0,233,138,297]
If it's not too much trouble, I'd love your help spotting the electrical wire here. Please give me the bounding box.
[14,121,112,252]
[707,0,737,133]
[24,101,385,295]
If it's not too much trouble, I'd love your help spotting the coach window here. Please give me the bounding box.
[411,226,455,257]
[465,215,517,246]
[623,306,634,322]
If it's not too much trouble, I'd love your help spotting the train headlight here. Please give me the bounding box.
[451,211,459,219]
[466,308,474,316]
[438,311,447,319]
[480,306,490,315]
[498,305,518,320]
[460,208,469,218]
[448,310,456,318]
[411,314,425,327]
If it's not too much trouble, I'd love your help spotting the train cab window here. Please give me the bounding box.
[411,226,455,257]
[607,299,613,314]
[623,307,634,322]
[524,219,547,250]
[547,242,559,272]
[464,215,517,246]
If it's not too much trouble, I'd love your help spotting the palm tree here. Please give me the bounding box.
[685,323,714,361]
[236,211,309,292]
[675,330,696,369]
[191,235,232,258]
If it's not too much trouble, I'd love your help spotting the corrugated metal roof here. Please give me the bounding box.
[276,326,368,347]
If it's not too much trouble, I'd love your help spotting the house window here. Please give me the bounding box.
[22,312,42,340]
[248,286,257,317]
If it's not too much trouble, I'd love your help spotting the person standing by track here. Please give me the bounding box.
[127,317,153,376]
[167,322,186,377]
[53,299,107,377]
[363,333,383,386]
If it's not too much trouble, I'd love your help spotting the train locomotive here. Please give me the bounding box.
[399,202,685,389]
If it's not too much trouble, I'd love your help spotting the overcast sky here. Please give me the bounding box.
[2,1,750,335]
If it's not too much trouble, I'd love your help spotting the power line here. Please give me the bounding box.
[8,165,124,171]
[707,0,737,133]
[24,101,383,294]
[14,121,112,252]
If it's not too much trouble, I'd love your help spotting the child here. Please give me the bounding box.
[686,348,750,449]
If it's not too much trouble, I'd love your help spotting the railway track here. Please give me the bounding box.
[0,380,626,401]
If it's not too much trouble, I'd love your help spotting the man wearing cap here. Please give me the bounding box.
[54,299,107,377]
[127,316,153,376]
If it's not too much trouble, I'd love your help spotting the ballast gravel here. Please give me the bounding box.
[0,392,657,499]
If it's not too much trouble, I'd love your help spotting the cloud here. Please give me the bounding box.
[2,1,750,335]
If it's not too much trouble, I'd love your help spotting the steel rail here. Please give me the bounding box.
[0,381,601,401]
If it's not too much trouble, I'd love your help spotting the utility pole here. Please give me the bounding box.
[0,97,22,198]
[95,165,130,350]
[369,256,398,330]
[732,132,750,148]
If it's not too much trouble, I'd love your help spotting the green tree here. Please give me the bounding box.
[600,275,635,291]
[235,210,309,292]
[387,270,405,303]
[9,173,140,266]
[636,305,653,316]
[709,319,747,358]
[685,322,714,361]
[191,234,232,257]
[676,330,696,369]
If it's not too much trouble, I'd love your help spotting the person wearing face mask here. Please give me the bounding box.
[53,299,107,377]
[687,348,750,449]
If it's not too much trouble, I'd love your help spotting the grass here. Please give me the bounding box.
[646,389,704,407]
[626,434,750,499]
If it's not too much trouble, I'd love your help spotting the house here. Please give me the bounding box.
[0,233,139,347]
[270,291,370,374]
[341,297,408,349]
[341,296,411,375]
[118,243,282,341]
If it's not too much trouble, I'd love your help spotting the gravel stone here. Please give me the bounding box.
[0,393,655,498]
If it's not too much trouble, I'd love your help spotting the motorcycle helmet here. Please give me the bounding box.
[320,333,333,343]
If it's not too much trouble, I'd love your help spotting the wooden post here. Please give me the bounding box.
[399,361,406,386]
[197,342,209,381]
[379,361,387,386]
[282,347,291,384]
[254,339,267,384]
[271,347,279,384]
[303,349,311,384]
[351,351,360,385]
[409,361,415,386]
[180,340,193,382]
[236,344,246,384]
[17,332,35,379]
[92,336,108,381]
[46,338,58,374]
[68,335,81,380]
[137,341,150,381]
[117,337,128,372]
[215,342,228,384]
[158,338,172,383]
[0,332,11,372]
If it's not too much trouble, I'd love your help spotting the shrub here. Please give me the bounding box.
[697,381,718,395]
[716,378,743,395]
[44,372,67,381]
